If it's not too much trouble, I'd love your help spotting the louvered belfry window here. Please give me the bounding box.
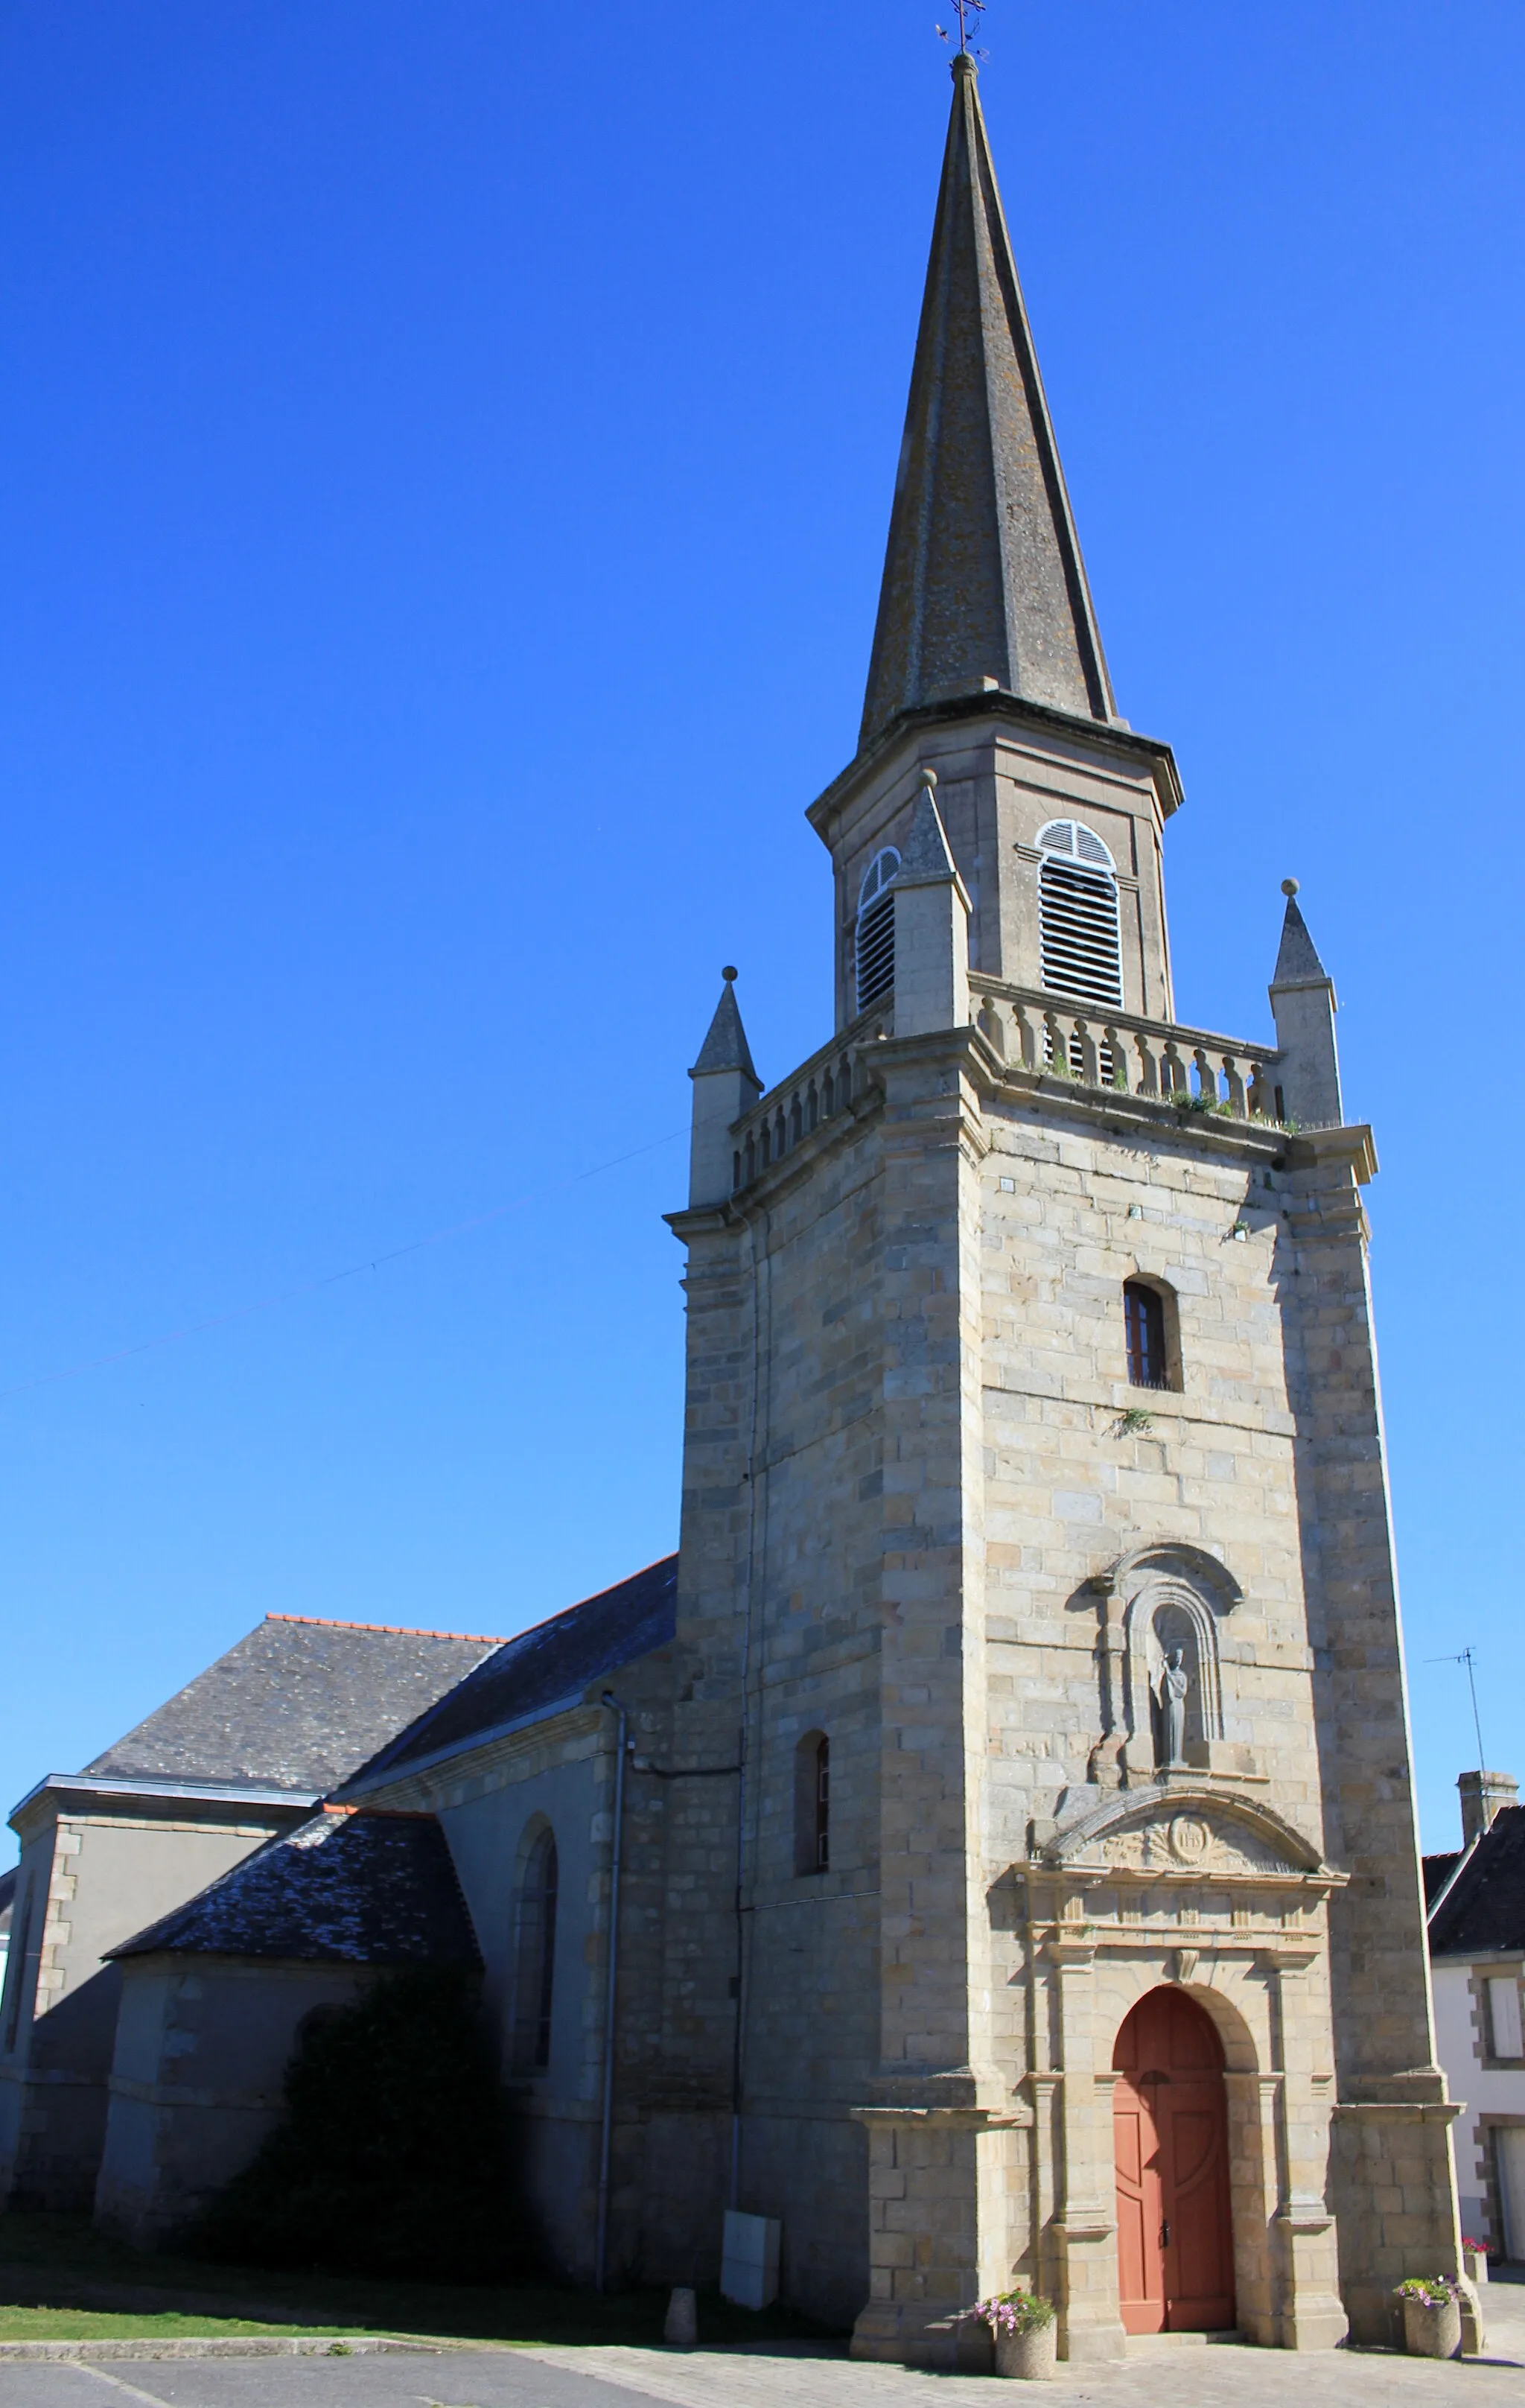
[855,847,900,1011]
[1037,821,1124,1011]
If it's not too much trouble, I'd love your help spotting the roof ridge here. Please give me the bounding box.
[458,1551,679,1663]
[263,1613,505,1643]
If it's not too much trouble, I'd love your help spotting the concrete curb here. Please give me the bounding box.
[0,2336,440,2362]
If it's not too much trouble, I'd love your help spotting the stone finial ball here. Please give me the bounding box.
[918,765,938,788]
[722,965,739,982]
[1281,877,1299,896]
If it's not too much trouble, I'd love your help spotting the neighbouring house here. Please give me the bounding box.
[1427,1771,1525,2258]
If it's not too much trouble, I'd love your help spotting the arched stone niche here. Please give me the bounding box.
[1087,1544,1252,1786]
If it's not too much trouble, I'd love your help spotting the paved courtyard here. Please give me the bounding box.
[0,2287,1522,2408]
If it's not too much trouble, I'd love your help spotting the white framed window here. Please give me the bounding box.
[1037,819,1123,1011]
[1489,1975,1524,2060]
[855,847,900,1011]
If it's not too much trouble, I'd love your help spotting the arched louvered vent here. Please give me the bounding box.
[856,847,900,1011]
[1037,820,1123,1010]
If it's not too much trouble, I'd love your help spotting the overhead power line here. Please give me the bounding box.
[0,1127,684,1403]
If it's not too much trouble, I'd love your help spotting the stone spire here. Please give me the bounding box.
[859,53,1115,749]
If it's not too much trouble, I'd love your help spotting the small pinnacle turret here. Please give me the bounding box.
[859,53,1115,750]
[1271,885,1331,988]
[691,970,760,1084]
[897,772,961,883]
[687,971,762,1210]
[1268,884,1342,1130]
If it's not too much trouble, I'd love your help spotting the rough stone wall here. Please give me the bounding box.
[1278,1134,1461,2340]
[663,1022,1451,2353]
[658,1095,899,2322]
[977,1102,1326,1852]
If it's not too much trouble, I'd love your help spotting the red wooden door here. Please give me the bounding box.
[1112,1989,1235,2334]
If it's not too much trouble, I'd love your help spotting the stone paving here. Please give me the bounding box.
[0,2288,1521,2408]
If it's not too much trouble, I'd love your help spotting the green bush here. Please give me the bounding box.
[188,1969,529,2283]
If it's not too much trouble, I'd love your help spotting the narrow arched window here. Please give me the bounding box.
[795,1731,831,1875]
[855,848,900,1011]
[1124,1280,1169,1390]
[3,1878,32,2056]
[1037,820,1123,1011]
[511,1827,558,2073]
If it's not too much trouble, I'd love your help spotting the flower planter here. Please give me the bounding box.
[995,2324,1058,2380]
[1400,2296,1462,2360]
[1462,2248,1489,2286]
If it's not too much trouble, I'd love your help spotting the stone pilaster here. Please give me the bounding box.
[1261,1947,1346,2348]
[1045,1927,1127,2364]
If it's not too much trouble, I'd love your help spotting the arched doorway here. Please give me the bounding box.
[1112,1987,1235,2334]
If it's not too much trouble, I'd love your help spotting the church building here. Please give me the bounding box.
[0,54,1459,2363]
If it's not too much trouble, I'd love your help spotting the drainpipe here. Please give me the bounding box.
[595,1690,628,2293]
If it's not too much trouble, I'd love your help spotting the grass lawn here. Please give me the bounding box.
[0,2215,841,2350]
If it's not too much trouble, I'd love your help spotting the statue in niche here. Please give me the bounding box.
[1147,1600,1199,1767]
[1152,1647,1191,1767]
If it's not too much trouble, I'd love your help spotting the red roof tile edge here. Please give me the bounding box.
[263,1613,506,1644]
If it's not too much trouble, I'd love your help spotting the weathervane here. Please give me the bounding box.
[935,0,990,60]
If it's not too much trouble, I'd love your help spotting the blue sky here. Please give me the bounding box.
[1,1,1521,1855]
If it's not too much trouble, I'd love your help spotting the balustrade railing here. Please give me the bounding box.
[970,979,1280,1120]
[728,988,1282,1195]
[729,1021,875,1195]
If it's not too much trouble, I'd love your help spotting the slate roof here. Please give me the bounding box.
[859,54,1114,748]
[1424,1851,1462,1907]
[1428,1806,1525,1955]
[340,1555,679,1794]
[1271,893,1331,988]
[692,977,760,1086]
[86,1617,503,1797]
[110,1809,480,1967]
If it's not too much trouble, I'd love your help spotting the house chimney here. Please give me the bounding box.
[1459,1769,1518,1846]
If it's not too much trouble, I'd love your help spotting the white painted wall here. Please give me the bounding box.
[1432,1956,1525,2249]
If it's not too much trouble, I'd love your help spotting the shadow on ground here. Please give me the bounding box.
[0,2215,844,2349]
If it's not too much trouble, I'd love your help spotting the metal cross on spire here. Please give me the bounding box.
[935,0,990,61]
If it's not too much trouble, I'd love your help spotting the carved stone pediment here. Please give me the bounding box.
[1041,1784,1325,1881]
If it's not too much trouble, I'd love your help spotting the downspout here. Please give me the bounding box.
[595,1689,628,2293]
[730,1199,767,2211]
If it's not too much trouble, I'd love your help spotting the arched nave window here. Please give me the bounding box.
[511,1825,558,2074]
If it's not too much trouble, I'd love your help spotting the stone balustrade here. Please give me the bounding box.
[728,1020,877,1195]
[970,979,1282,1120]
[728,988,1284,1197]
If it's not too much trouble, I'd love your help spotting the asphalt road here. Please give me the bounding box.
[1,2292,1523,2408]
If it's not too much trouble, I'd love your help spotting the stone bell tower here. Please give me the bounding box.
[659,51,1457,2363]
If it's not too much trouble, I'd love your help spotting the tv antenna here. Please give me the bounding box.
[1425,1645,1486,1770]
[936,0,990,60]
